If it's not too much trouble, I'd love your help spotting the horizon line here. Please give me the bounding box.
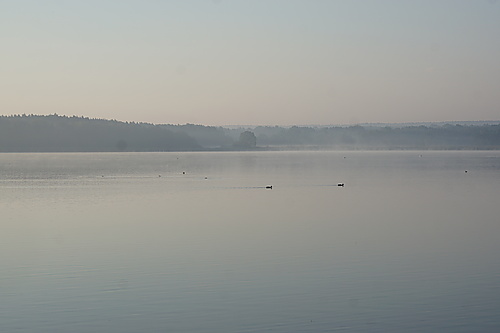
[2,113,500,128]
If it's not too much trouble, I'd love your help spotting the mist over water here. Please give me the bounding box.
[1,151,500,332]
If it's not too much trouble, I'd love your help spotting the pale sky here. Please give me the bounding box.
[1,0,499,126]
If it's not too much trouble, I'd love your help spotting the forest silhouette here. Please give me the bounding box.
[1,114,499,152]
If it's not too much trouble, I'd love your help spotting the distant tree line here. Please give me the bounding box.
[1,114,499,152]
[0,114,200,152]
[249,124,500,149]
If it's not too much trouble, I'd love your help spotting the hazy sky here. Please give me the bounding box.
[1,0,499,125]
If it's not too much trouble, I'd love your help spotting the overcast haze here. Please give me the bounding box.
[1,0,499,126]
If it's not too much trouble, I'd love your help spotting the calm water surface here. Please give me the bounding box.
[1,151,500,332]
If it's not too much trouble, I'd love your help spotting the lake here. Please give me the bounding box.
[1,151,500,332]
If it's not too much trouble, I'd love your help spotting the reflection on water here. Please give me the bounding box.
[1,151,500,332]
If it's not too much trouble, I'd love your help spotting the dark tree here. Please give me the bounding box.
[238,131,257,148]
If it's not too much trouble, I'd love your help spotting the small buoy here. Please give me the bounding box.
[182,171,185,175]
[204,177,208,179]
[159,175,161,177]
[265,185,273,189]
[337,183,344,187]
[465,170,468,173]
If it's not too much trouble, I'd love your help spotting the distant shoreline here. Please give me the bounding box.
[1,114,499,152]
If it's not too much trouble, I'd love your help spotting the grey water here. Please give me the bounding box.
[1,151,500,332]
